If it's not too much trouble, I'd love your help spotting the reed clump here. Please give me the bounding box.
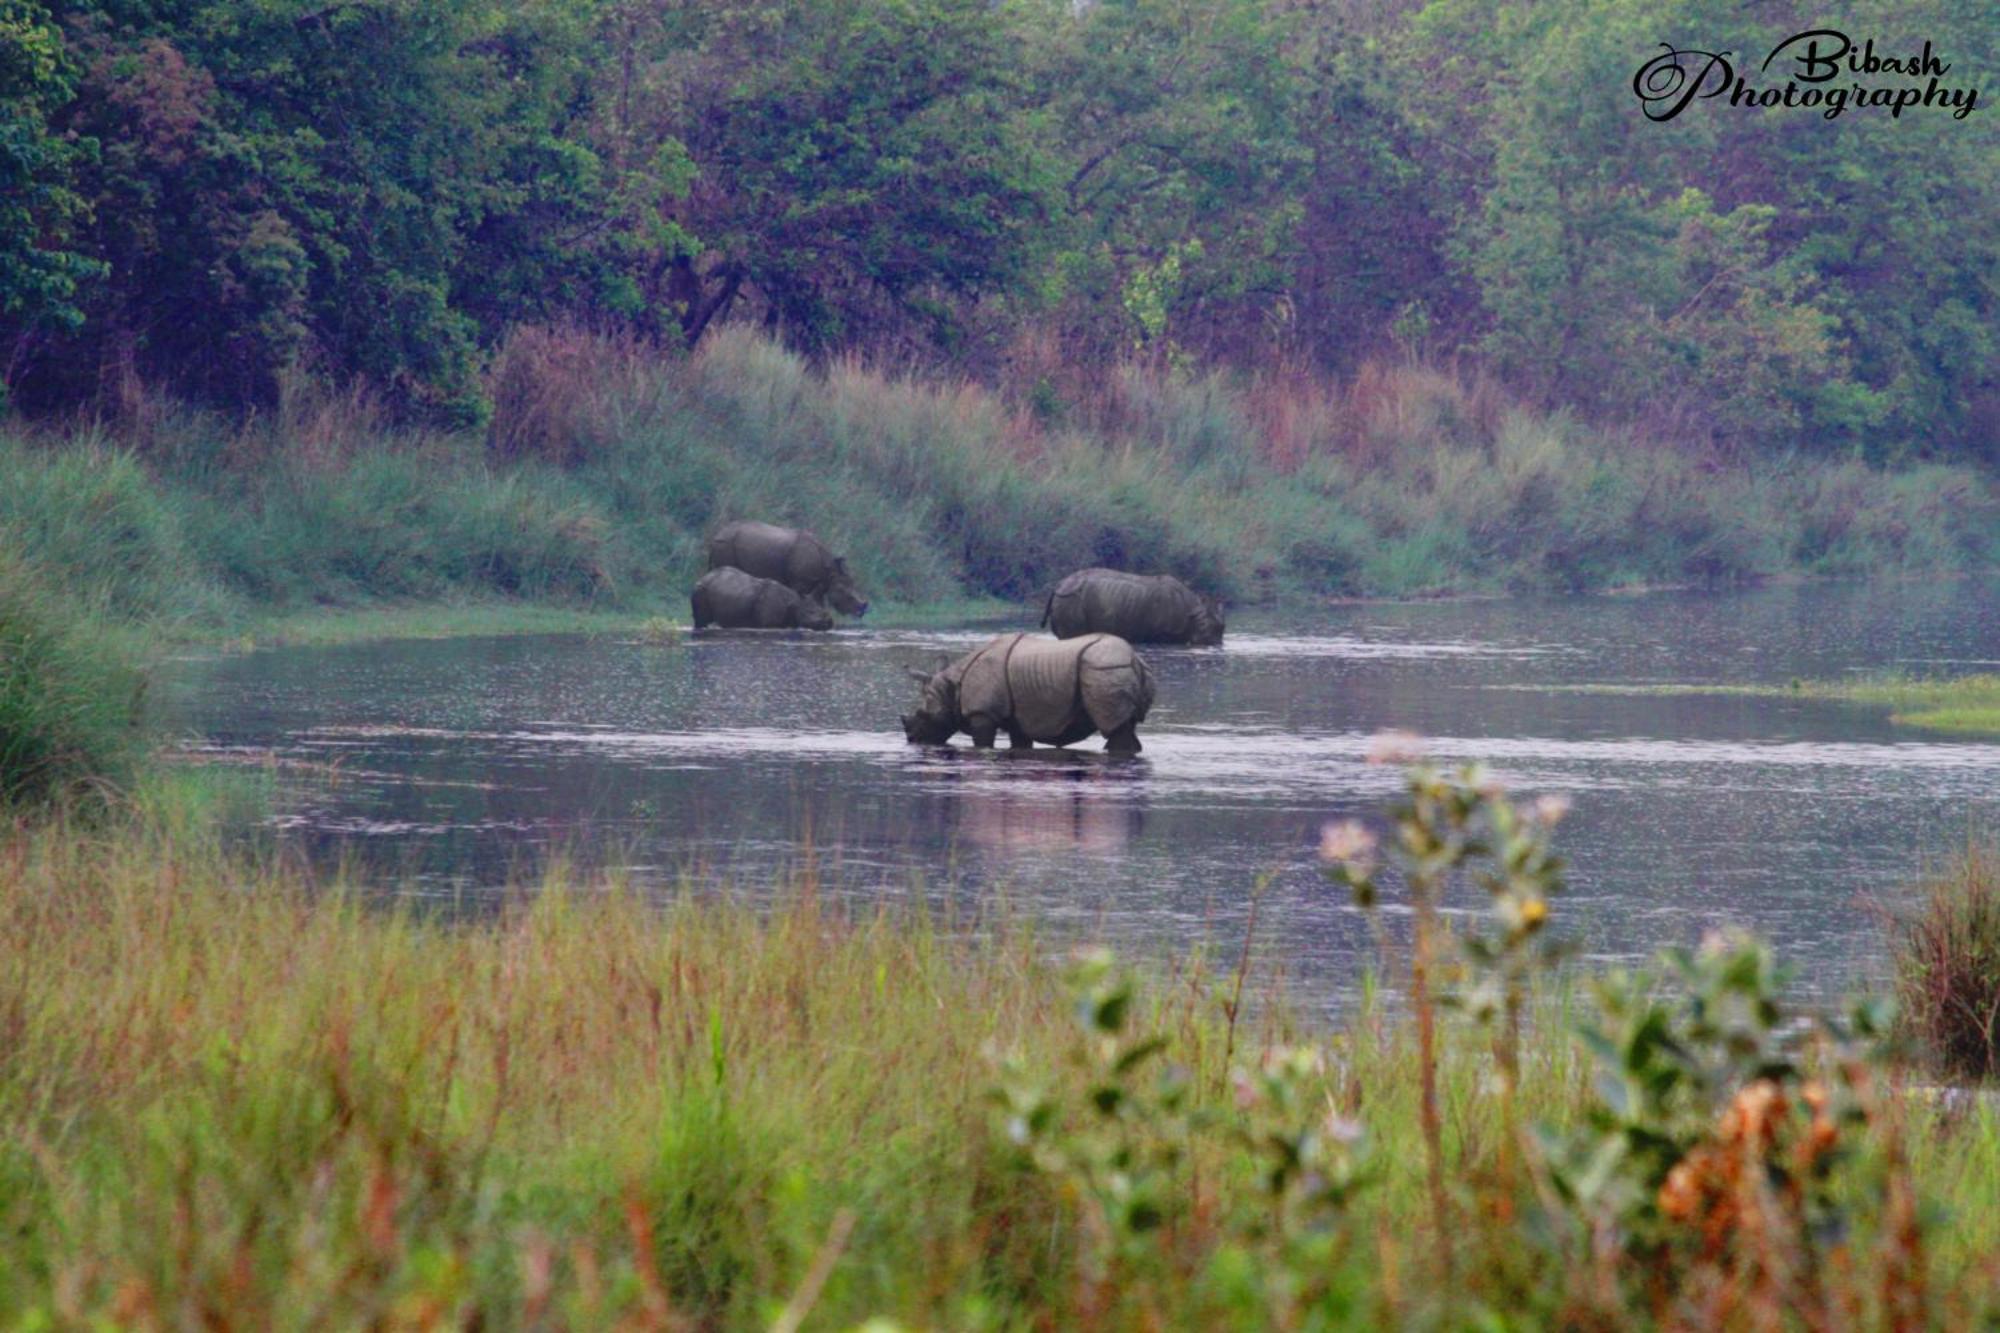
[1894,840,2000,1081]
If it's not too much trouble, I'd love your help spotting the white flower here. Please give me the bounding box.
[1364,729,1424,766]
[1533,793,1573,827]
[1318,819,1377,868]
[1323,1112,1365,1145]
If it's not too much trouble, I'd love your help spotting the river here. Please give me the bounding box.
[162,578,2000,1006]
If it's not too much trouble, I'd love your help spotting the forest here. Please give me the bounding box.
[0,0,1993,461]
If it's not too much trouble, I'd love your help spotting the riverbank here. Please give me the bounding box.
[5,330,1996,652]
[1,804,1997,1328]
[219,595,1027,653]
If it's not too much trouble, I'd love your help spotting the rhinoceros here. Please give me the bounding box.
[901,632,1155,753]
[1042,568,1224,646]
[707,520,868,616]
[690,567,834,631]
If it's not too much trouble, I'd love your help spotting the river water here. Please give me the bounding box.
[162,578,2000,1005]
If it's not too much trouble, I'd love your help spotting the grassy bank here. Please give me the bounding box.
[0,556,146,804]
[4,785,2000,1326]
[2,329,1996,649]
[1533,674,2000,737]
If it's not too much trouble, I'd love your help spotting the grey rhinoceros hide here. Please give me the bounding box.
[1043,568,1222,646]
[917,632,1153,750]
[690,566,834,630]
[707,520,868,616]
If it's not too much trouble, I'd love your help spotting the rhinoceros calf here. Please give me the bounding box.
[690,567,834,631]
[707,520,868,616]
[1042,568,1223,646]
[901,632,1155,753]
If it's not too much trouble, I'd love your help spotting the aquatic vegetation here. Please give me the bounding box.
[638,615,685,646]
[1529,672,2000,736]
[1838,674,2000,735]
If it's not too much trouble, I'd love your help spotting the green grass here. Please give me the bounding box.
[231,600,666,650]
[1515,673,2000,736]
[224,593,1019,651]
[1,814,1997,1327]
[1840,675,2000,734]
[0,555,145,804]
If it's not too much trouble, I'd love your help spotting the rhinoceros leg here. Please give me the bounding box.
[967,718,1000,749]
[1005,724,1034,749]
[1103,721,1142,754]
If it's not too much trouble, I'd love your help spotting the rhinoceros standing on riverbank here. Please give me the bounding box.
[901,632,1155,753]
[706,520,869,617]
[1042,568,1224,646]
[691,567,835,631]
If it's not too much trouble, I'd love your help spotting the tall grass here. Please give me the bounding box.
[1894,840,2000,1081]
[4,813,2000,1326]
[0,327,1995,634]
[0,555,144,804]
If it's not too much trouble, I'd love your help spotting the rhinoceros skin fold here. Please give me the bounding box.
[1042,568,1222,646]
[901,632,1155,753]
[690,567,835,631]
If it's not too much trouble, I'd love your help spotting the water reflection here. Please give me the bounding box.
[919,750,1148,858]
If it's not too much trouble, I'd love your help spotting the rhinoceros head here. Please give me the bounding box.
[827,558,869,617]
[1189,593,1225,646]
[900,666,958,744]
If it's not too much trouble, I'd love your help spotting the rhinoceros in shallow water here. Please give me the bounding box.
[690,567,834,631]
[901,632,1155,753]
[1042,568,1223,646]
[706,520,868,616]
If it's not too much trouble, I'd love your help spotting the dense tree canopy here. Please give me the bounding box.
[0,0,1991,455]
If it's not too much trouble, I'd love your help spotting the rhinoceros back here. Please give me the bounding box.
[953,634,1058,736]
[1047,569,1197,643]
[1003,635,1093,739]
[708,521,833,596]
[692,566,817,628]
[951,632,1151,744]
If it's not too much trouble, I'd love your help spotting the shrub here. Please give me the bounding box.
[1893,840,2000,1080]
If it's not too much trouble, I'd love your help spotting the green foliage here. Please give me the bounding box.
[0,437,224,624]
[1539,933,1904,1322]
[991,946,1373,1323]
[0,0,1985,466]
[564,0,1051,352]
[0,0,98,343]
[1418,0,1999,455]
